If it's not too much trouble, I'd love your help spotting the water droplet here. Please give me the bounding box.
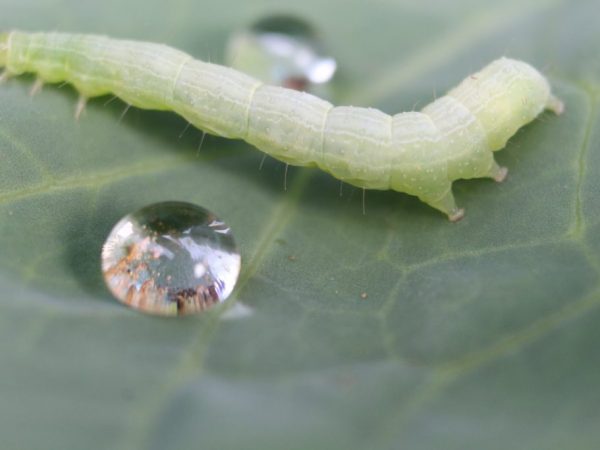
[101,201,241,316]
[221,302,254,320]
[226,15,337,97]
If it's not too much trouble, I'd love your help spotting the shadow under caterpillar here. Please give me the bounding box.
[0,31,564,220]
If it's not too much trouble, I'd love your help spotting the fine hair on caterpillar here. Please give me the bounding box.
[0,31,564,221]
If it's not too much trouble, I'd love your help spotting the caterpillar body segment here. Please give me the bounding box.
[0,31,563,220]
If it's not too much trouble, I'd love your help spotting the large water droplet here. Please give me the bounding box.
[226,15,337,97]
[101,202,241,316]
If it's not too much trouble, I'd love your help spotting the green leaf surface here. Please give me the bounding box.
[1,0,600,449]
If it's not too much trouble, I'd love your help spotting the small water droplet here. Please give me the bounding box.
[221,302,254,320]
[101,201,241,316]
[226,15,337,97]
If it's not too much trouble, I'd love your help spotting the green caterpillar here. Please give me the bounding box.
[0,31,563,220]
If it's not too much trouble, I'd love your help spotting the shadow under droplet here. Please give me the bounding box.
[62,198,131,302]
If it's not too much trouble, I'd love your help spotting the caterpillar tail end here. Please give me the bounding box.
[546,95,564,115]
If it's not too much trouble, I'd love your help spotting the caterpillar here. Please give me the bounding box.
[0,31,563,221]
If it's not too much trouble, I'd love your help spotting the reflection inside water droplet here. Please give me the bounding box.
[102,202,241,316]
[226,15,337,97]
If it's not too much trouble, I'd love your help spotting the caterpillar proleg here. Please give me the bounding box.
[0,31,563,220]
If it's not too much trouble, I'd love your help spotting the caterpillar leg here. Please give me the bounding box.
[29,78,43,96]
[421,188,464,222]
[486,160,508,182]
[546,95,564,115]
[75,95,88,120]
